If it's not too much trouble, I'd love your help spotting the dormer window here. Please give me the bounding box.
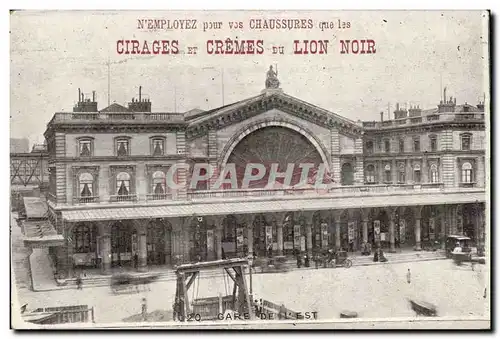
[77,137,94,157]
[150,137,165,156]
[115,137,130,156]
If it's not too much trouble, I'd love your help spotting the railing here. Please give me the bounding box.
[146,193,173,201]
[109,194,138,202]
[362,112,484,129]
[27,305,95,324]
[187,183,447,200]
[73,196,99,204]
[50,112,185,124]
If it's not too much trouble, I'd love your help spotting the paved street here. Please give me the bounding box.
[12,259,489,324]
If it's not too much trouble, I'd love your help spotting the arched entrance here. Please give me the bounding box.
[110,221,135,267]
[226,126,325,189]
[146,219,172,265]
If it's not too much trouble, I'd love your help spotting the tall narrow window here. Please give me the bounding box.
[384,164,391,183]
[116,172,131,195]
[430,164,439,183]
[152,138,165,156]
[430,136,437,152]
[384,139,391,153]
[152,171,166,194]
[413,137,420,152]
[398,163,405,183]
[79,173,94,197]
[79,139,93,157]
[365,141,374,154]
[399,139,405,153]
[341,163,354,185]
[365,164,375,184]
[413,164,421,183]
[461,162,473,183]
[73,224,96,254]
[461,134,472,151]
[116,138,130,156]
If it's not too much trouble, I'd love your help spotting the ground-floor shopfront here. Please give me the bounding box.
[54,202,486,277]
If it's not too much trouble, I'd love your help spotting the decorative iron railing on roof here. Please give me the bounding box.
[49,112,185,124]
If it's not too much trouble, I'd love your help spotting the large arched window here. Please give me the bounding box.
[79,172,94,197]
[461,162,473,183]
[152,171,166,194]
[430,164,439,183]
[73,224,96,254]
[341,162,354,186]
[365,164,375,184]
[116,172,131,195]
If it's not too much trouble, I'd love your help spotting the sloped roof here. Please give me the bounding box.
[100,103,131,113]
[184,108,207,120]
[23,197,48,219]
[187,91,359,130]
[188,93,265,125]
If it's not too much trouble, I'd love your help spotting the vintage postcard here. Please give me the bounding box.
[10,10,490,329]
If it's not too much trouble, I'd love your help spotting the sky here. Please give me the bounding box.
[10,10,488,145]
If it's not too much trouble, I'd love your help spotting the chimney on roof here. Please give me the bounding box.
[73,88,98,112]
[128,86,151,112]
[394,102,408,119]
[380,112,384,122]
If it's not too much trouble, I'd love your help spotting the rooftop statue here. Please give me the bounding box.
[265,65,280,89]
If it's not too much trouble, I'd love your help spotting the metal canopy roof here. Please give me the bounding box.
[61,191,486,222]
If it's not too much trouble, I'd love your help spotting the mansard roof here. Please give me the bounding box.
[186,90,362,139]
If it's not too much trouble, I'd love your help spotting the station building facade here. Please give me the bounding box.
[42,82,487,277]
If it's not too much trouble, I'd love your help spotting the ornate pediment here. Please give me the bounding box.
[186,91,362,140]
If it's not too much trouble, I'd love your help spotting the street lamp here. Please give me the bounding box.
[202,67,225,106]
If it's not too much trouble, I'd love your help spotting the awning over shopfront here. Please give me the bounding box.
[61,190,486,222]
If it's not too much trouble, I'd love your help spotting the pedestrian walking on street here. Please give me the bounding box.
[406,268,411,284]
[141,297,148,321]
[76,274,83,290]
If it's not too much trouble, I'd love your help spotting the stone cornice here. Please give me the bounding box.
[186,92,363,140]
